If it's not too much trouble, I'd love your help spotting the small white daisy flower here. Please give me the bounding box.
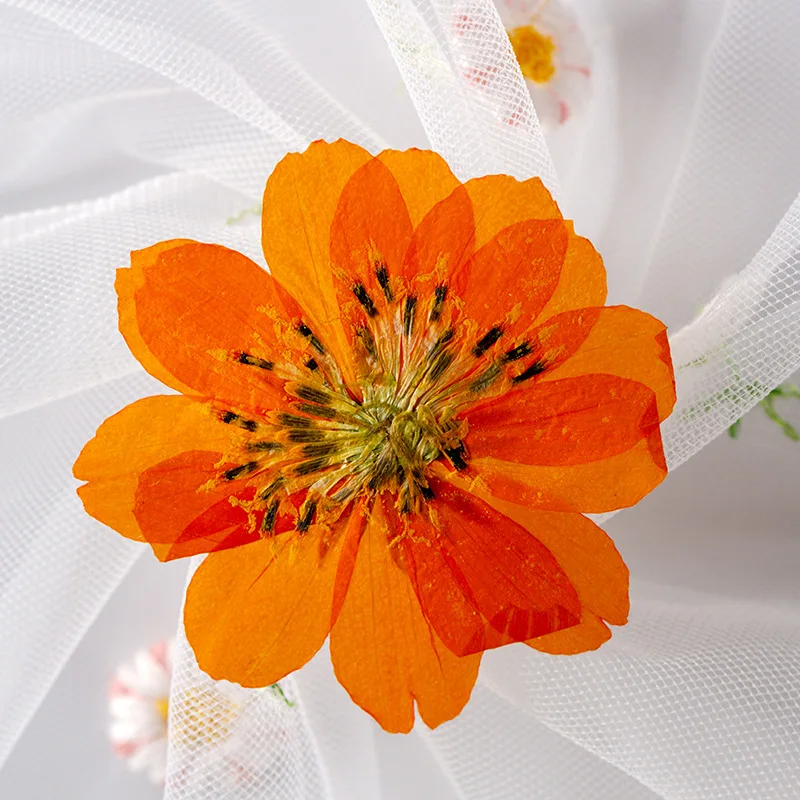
[497,0,592,126]
[109,639,174,785]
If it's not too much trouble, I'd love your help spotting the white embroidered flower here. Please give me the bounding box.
[497,0,592,126]
[109,639,174,785]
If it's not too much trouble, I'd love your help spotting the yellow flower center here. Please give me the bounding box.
[508,24,557,84]
[154,696,170,722]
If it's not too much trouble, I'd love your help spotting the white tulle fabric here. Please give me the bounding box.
[1,0,799,797]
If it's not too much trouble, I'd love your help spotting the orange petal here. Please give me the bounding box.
[536,224,607,323]
[185,510,361,688]
[133,451,301,562]
[377,148,462,227]
[330,498,481,733]
[262,140,373,387]
[467,436,668,513]
[401,480,581,657]
[490,306,602,386]
[433,469,628,634]
[452,219,569,347]
[73,395,232,546]
[403,185,475,293]
[477,493,628,626]
[462,174,562,251]
[119,241,302,413]
[527,611,612,655]
[465,375,664,467]
[329,157,414,324]
[541,305,676,422]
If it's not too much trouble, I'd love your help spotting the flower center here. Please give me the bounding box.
[216,274,546,534]
[508,25,557,84]
[154,696,170,723]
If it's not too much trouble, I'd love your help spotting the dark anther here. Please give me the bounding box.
[296,499,318,532]
[512,360,547,383]
[469,365,501,393]
[277,412,314,428]
[429,351,454,383]
[222,461,259,481]
[305,357,319,371]
[403,295,417,337]
[444,445,468,471]
[260,478,285,500]
[418,483,436,501]
[375,264,394,302]
[430,284,448,322]
[429,328,454,359]
[473,326,504,357]
[237,352,274,370]
[301,441,340,459]
[220,411,258,432]
[247,441,282,452]
[296,403,338,420]
[356,326,378,360]
[353,283,378,317]
[503,342,532,362]
[296,322,325,354]
[293,458,329,477]
[295,385,331,405]
[261,499,280,533]
[287,428,326,443]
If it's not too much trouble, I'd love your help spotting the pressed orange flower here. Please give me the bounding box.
[74,140,675,733]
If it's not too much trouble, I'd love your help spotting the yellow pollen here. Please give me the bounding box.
[508,24,557,84]
[155,696,170,722]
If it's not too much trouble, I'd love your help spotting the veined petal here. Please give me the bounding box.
[434,470,628,643]
[329,157,414,324]
[462,174,562,251]
[74,396,233,548]
[535,224,607,322]
[185,508,363,688]
[400,480,581,657]
[541,305,676,421]
[119,241,303,414]
[403,185,475,294]
[330,497,480,733]
[453,218,569,349]
[377,149,462,227]
[133,451,299,562]
[468,437,667,513]
[465,375,663,467]
[475,492,629,627]
[261,139,373,387]
[527,611,612,655]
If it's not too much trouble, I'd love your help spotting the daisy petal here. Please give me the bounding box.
[330,498,480,733]
[535,225,607,322]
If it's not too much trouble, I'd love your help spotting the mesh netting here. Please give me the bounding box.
[2,0,800,797]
